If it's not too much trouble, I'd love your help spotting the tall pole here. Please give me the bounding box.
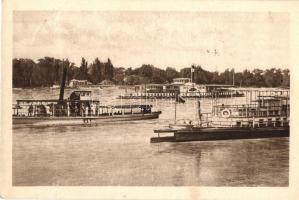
[198,100,201,126]
[191,66,195,83]
[59,66,68,102]
[232,68,235,86]
[174,100,177,125]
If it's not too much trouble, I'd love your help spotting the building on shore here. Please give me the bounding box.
[172,78,191,85]
[100,80,114,86]
[69,79,92,88]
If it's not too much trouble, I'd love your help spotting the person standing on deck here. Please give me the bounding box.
[95,104,99,116]
[46,105,51,116]
[81,104,85,116]
[28,104,33,116]
[91,104,96,116]
[85,105,89,116]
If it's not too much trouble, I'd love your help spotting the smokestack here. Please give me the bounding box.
[59,67,68,101]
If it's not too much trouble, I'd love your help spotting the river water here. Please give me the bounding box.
[12,87,289,186]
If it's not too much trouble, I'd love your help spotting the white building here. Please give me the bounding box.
[172,78,191,85]
[69,79,92,88]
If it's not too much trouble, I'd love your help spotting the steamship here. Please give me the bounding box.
[12,68,162,127]
[119,67,244,99]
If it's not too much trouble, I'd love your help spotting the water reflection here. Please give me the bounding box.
[153,138,289,186]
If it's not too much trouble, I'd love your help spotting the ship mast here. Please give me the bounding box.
[191,65,195,84]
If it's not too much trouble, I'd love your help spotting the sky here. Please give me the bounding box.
[13,11,290,72]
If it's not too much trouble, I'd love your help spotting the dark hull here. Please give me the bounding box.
[151,127,289,143]
[13,112,161,127]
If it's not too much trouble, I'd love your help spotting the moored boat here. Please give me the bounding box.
[151,90,289,143]
[13,67,162,127]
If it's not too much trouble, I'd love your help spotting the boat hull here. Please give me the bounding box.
[151,126,289,143]
[13,112,161,127]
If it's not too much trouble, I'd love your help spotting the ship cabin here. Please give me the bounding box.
[203,94,290,128]
[180,84,234,95]
[13,90,154,118]
[69,90,93,101]
[134,84,180,93]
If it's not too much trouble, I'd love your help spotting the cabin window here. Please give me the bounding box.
[189,88,197,92]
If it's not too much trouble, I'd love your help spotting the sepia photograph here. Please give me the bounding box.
[12,10,290,186]
[1,0,299,199]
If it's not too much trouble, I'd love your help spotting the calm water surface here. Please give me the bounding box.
[13,87,289,186]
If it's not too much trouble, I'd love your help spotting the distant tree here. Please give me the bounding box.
[113,67,125,85]
[211,71,220,84]
[219,69,232,85]
[252,68,265,87]
[36,57,58,86]
[13,58,35,87]
[281,69,290,88]
[125,67,133,76]
[88,58,102,84]
[264,68,283,87]
[74,57,89,80]
[104,58,114,81]
[165,67,179,83]
[124,75,143,85]
[151,67,167,83]
[136,64,154,78]
[242,69,254,86]
[275,68,283,87]
[180,68,191,79]
[193,65,212,84]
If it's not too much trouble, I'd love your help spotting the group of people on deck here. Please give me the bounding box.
[24,102,149,117]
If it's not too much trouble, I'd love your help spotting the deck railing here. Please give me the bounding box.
[13,104,150,117]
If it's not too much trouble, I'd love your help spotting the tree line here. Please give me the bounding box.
[117,64,289,88]
[13,57,114,87]
[13,57,289,88]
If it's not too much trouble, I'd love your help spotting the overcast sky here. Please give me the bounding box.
[13,11,289,72]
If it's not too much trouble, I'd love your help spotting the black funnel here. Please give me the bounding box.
[59,67,68,101]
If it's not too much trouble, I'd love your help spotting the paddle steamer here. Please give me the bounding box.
[13,68,161,127]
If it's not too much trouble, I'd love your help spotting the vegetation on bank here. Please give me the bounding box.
[13,57,290,88]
